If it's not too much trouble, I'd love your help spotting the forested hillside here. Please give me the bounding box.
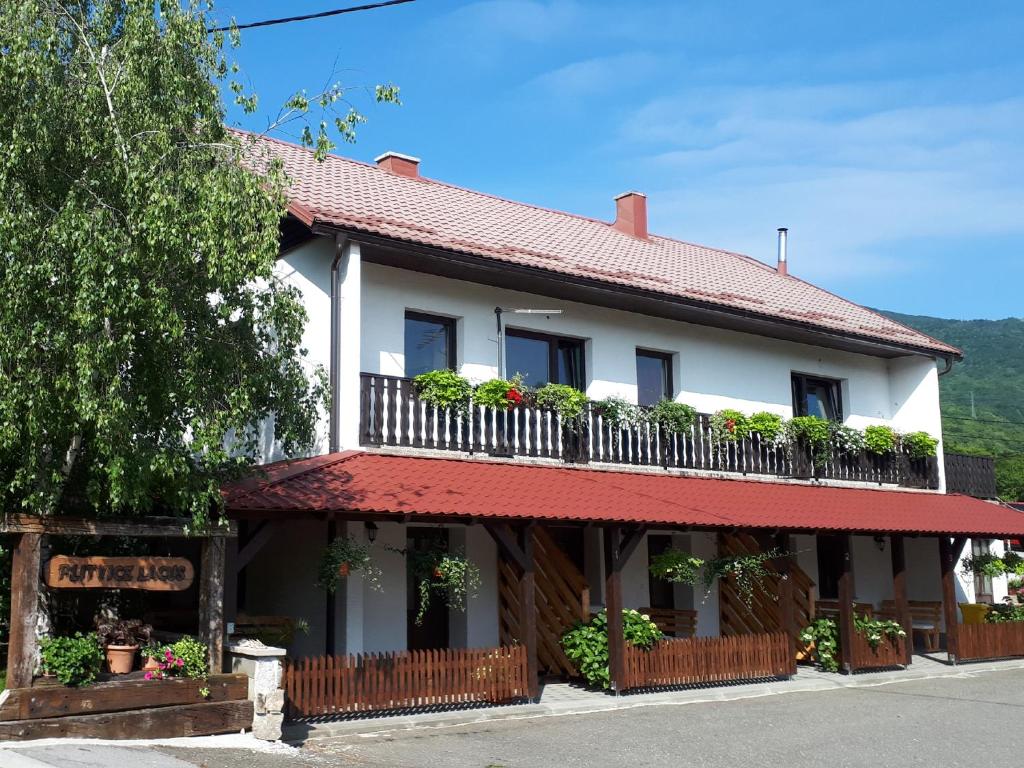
[880,311,1024,500]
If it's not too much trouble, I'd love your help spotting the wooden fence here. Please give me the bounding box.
[359,372,937,489]
[622,632,795,691]
[282,645,529,719]
[848,632,906,672]
[959,622,1024,662]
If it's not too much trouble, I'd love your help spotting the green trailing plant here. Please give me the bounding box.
[853,614,906,650]
[901,431,939,459]
[648,548,705,586]
[864,425,899,455]
[710,409,749,442]
[960,551,1024,579]
[1004,551,1024,576]
[413,370,473,412]
[829,423,866,455]
[746,411,784,444]
[649,400,698,434]
[534,383,589,421]
[40,633,104,686]
[702,549,784,609]
[986,599,1024,623]
[593,397,646,429]
[799,617,840,672]
[317,536,382,593]
[560,609,662,689]
[406,545,481,625]
[475,376,527,410]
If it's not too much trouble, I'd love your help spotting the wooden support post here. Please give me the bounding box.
[775,533,796,655]
[224,536,238,638]
[6,533,42,689]
[890,534,912,666]
[837,534,855,674]
[199,536,226,675]
[604,527,626,694]
[325,520,337,656]
[939,536,964,664]
[518,524,539,701]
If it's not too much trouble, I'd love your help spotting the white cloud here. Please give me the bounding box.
[526,52,661,98]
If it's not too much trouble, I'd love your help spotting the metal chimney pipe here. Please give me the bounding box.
[777,227,789,276]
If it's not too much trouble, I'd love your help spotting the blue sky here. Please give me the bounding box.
[218,1,1024,320]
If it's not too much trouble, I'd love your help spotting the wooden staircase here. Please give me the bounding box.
[498,527,590,677]
[718,532,814,653]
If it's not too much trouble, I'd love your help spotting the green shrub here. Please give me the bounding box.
[987,600,1024,623]
[829,423,865,454]
[901,431,938,459]
[710,408,749,442]
[475,377,524,409]
[413,370,472,412]
[785,415,831,449]
[40,632,104,686]
[648,548,704,585]
[165,636,209,680]
[800,617,840,672]
[561,609,662,689]
[747,411,784,444]
[534,383,589,421]
[593,397,646,429]
[650,400,698,434]
[864,425,898,455]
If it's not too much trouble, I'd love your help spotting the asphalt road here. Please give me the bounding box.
[6,669,1024,768]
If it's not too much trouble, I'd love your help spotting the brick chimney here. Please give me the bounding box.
[613,191,648,239]
[375,151,420,178]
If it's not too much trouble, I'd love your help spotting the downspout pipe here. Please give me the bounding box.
[329,232,349,453]
[937,354,955,377]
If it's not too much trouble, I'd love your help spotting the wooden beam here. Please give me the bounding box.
[617,525,647,566]
[603,526,626,694]
[483,523,529,572]
[6,534,42,689]
[939,536,960,664]
[325,520,337,655]
[890,534,912,666]
[517,524,539,701]
[837,534,855,674]
[198,537,226,675]
[775,532,796,653]
[0,514,235,538]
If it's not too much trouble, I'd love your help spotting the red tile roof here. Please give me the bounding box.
[236,131,959,358]
[224,452,1024,537]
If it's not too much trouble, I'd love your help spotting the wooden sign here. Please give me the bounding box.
[45,556,195,591]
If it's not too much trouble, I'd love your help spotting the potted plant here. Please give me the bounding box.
[407,546,481,625]
[316,535,381,592]
[94,617,152,674]
[39,632,105,686]
[141,642,164,673]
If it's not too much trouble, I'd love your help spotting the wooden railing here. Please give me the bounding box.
[944,453,998,498]
[282,645,528,719]
[848,632,906,671]
[622,632,795,690]
[958,622,1024,662]
[359,373,938,489]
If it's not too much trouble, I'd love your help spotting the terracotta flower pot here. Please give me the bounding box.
[337,562,350,578]
[105,644,139,675]
[142,654,161,673]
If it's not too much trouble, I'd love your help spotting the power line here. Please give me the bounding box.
[206,0,415,33]
[944,415,1024,427]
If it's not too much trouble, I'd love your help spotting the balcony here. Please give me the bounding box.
[359,373,939,490]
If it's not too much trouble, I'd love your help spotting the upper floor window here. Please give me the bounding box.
[636,350,673,407]
[792,373,843,421]
[405,311,455,377]
[505,329,585,390]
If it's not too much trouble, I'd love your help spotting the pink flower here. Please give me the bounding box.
[144,672,153,680]
[165,650,174,660]
[176,658,184,667]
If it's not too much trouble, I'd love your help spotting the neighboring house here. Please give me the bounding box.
[224,132,1024,703]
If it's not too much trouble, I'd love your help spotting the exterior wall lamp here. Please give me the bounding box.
[365,521,379,544]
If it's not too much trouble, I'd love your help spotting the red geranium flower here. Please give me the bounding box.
[506,388,523,408]
[725,419,736,433]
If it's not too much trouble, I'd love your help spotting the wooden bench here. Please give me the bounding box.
[877,600,942,652]
[232,614,301,648]
[639,607,697,638]
[814,600,875,619]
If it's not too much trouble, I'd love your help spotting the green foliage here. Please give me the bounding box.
[317,536,381,593]
[0,0,401,524]
[799,617,840,672]
[593,397,646,429]
[534,384,589,421]
[561,609,662,689]
[986,599,1024,623]
[960,551,1024,578]
[650,400,698,434]
[413,370,472,412]
[710,409,749,442]
[0,537,10,651]
[406,545,481,626]
[853,614,906,649]
[995,457,1024,502]
[830,423,866,454]
[648,548,704,585]
[901,431,939,459]
[747,411,784,444]
[474,378,523,410]
[863,425,898,455]
[163,636,209,679]
[40,632,104,686]
[785,416,831,448]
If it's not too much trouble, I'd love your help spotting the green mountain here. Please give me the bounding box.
[880,310,1024,499]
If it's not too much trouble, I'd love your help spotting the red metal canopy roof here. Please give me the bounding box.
[224,452,1024,538]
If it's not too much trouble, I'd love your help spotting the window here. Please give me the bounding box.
[647,535,675,610]
[404,311,455,378]
[792,373,843,421]
[815,534,845,600]
[505,329,585,390]
[636,350,673,407]
[972,540,994,603]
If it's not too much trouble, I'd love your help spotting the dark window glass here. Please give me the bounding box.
[636,350,672,407]
[405,312,455,378]
[792,374,843,421]
[647,535,675,610]
[505,330,585,390]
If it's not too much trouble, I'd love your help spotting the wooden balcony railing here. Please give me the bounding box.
[359,373,939,489]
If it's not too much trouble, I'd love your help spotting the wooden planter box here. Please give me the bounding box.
[849,632,906,672]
